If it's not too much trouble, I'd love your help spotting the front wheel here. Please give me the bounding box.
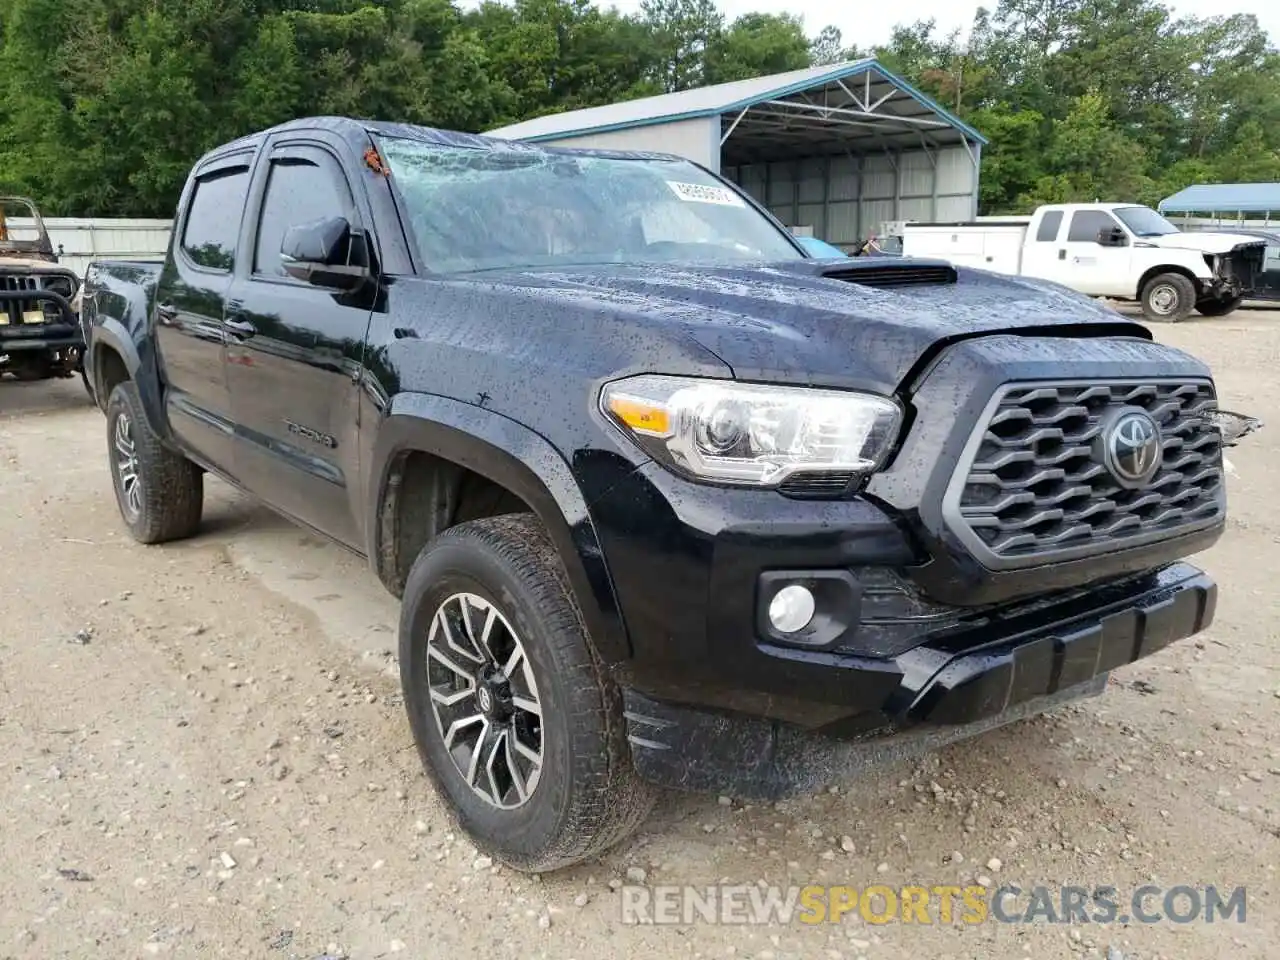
[399,514,654,872]
[1196,295,1243,318]
[1140,272,1197,322]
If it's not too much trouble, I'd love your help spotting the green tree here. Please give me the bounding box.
[809,25,846,65]
[640,0,723,91]
[705,13,810,84]
[1017,93,1154,206]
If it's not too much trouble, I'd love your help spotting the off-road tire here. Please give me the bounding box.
[1195,295,1243,318]
[105,381,203,544]
[399,513,655,872]
[1140,272,1197,322]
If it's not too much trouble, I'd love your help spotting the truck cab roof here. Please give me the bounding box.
[190,116,689,174]
[1026,202,1167,219]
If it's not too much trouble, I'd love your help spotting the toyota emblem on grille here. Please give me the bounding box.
[1102,409,1163,487]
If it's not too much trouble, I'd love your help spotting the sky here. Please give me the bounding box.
[598,0,1280,46]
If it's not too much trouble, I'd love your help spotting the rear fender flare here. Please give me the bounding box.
[90,319,168,437]
[368,393,630,665]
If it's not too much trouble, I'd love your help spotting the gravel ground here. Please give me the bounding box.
[1,312,1278,959]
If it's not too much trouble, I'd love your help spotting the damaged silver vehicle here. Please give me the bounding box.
[0,197,85,389]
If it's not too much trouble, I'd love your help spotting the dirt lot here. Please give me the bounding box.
[2,312,1279,960]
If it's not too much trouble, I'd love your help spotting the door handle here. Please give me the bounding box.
[156,303,178,325]
[1058,249,1067,260]
[224,317,257,339]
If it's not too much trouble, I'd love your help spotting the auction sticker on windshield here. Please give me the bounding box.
[667,181,745,207]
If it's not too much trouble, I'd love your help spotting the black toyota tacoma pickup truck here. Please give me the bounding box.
[82,117,1244,872]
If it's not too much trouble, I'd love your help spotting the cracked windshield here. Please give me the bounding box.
[378,137,803,274]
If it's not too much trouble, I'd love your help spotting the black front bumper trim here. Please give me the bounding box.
[624,678,1107,801]
[623,564,1215,800]
[904,568,1214,725]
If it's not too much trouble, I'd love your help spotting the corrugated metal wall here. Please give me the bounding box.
[537,117,721,171]
[5,217,171,277]
[725,145,977,247]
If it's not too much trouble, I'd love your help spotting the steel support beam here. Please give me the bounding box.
[720,106,750,146]
[761,99,951,130]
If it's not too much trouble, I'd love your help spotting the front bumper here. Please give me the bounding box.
[588,450,1221,728]
[623,562,1215,799]
[0,289,83,359]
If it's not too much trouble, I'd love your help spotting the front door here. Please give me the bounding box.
[152,154,254,471]
[1044,209,1133,297]
[225,139,374,549]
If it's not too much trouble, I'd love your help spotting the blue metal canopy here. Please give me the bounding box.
[1158,182,1280,214]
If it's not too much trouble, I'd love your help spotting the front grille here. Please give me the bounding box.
[0,275,38,293]
[0,274,74,326]
[948,379,1224,564]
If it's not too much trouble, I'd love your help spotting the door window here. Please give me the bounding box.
[182,167,251,271]
[1035,211,1063,242]
[1067,211,1121,243]
[253,152,352,278]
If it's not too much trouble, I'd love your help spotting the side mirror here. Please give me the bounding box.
[281,216,369,289]
[1097,226,1128,247]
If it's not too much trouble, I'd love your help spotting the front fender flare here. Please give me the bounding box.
[367,393,630,665]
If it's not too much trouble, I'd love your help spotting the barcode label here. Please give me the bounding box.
[666,181,745,207]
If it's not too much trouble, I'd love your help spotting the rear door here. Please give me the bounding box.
[1019,209,1066,279]
[224,135,375,549]
[153,153,253,470]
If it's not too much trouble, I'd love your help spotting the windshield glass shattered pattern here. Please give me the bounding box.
[378,137,803,274]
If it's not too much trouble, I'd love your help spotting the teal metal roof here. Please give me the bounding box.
[487,59,987,148]
[1159,183,1280,213]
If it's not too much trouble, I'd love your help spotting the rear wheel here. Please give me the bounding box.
[1140,272,1197,322]
[1195,295,1243,317]
[399,514,654,872]
[105,381,204,544]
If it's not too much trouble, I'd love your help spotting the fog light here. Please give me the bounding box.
[768,584,815,634]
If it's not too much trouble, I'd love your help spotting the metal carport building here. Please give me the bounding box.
[486,59,987,250]
[1159,182,1280,223]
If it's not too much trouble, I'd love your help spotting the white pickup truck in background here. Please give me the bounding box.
[901,202,1268,322]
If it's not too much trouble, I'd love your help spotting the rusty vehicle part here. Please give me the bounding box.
[0,197,87,388]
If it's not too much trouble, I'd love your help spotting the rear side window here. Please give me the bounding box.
[253,152,352,278]
[1068,210,1120,243]
[182,167,250,271]
[1035,211,1063,242]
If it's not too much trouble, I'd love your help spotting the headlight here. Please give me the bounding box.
[600,375,902,487]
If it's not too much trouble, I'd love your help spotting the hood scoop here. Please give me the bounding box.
[819,260,957,289]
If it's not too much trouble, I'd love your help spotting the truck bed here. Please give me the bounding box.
[901,222,1028,275]
[82,259,163,331]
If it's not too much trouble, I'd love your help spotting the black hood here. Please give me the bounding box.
[454,259,1148,395]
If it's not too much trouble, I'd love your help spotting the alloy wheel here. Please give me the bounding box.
[114,411,142,519]
[425,592,543,810]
